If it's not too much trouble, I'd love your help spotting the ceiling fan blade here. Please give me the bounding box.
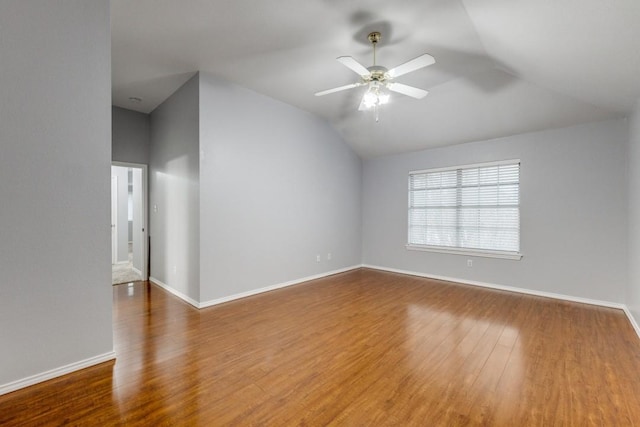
[387,82,429,99]
[387,53,435,78]
[314,82,362,97]
[337,56,371,77]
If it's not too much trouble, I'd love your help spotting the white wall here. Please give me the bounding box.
[0,0,113,390]
[199,73,362,302]
[112,166,130,263]
[628,101,640,322]
[112,106,150,165]
[149,75,200,301]
[363,119,628,303]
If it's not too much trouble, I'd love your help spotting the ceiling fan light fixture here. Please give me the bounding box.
[362,90,378,109]
[363,84,389,109]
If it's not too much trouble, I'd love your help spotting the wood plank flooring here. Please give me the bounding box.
[2,268,640,425]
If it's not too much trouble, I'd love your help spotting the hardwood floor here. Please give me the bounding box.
[2,268,640,425]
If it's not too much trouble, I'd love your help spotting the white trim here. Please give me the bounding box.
[409,158,520,175]
[111,175,118,265]
[132,266,142,275]
[149,277,200,308]
[622,306,640,340]
[152,265,640,342]
[406,244,523,260]
[151,266,361,309]
[364,264,640,341]
[362,264,625,309]
[0,351,116,396]
[198,265,361,309]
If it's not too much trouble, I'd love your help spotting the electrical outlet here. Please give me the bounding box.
[316,255,321,262]
[467,259,473,267]
[327,252,332,260]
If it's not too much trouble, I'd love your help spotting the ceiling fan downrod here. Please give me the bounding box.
[368,31,381,66]
[368,32,383,123]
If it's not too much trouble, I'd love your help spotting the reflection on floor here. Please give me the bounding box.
[112,243,142,285]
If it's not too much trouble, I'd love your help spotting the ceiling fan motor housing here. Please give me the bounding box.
[366,65,389,82]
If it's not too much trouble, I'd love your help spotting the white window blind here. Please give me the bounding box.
[408,160,520,258]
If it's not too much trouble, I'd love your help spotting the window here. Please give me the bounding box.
[407,160,521,259]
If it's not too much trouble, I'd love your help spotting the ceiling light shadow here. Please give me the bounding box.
[351,20,408,48]
[420,44,519,93]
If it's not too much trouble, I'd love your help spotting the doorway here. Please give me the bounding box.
[111,162,148,285]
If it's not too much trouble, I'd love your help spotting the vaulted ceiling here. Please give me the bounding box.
[111,0,640,158]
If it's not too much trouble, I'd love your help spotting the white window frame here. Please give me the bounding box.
[406,159,522,260]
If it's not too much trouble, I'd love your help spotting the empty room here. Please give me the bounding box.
[2,0,640,425]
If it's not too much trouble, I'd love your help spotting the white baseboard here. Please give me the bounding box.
[0,351,116,396]
[363,264,640,341]
[152,265,640,341]
[199,265,361,308]
[132,266,142,275]
[622,306,640,339]
[362,264,625,309]
[149,277,200,308]
[151,266,361,310]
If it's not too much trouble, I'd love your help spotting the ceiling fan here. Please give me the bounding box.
[315,31,435,121]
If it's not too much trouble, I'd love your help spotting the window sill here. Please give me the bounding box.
[405,244,523,260]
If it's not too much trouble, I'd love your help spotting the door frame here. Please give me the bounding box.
[112,161,149,280]
[111,175,118,265]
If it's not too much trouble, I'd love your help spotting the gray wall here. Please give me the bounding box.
[363,119,628,303]
[628,101,640,321]
[149,75,200,301]
[0,0,112,387]
[112,106,150,164]
[199,73,362,302]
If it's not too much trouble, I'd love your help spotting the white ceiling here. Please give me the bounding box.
[111,0,640,158]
